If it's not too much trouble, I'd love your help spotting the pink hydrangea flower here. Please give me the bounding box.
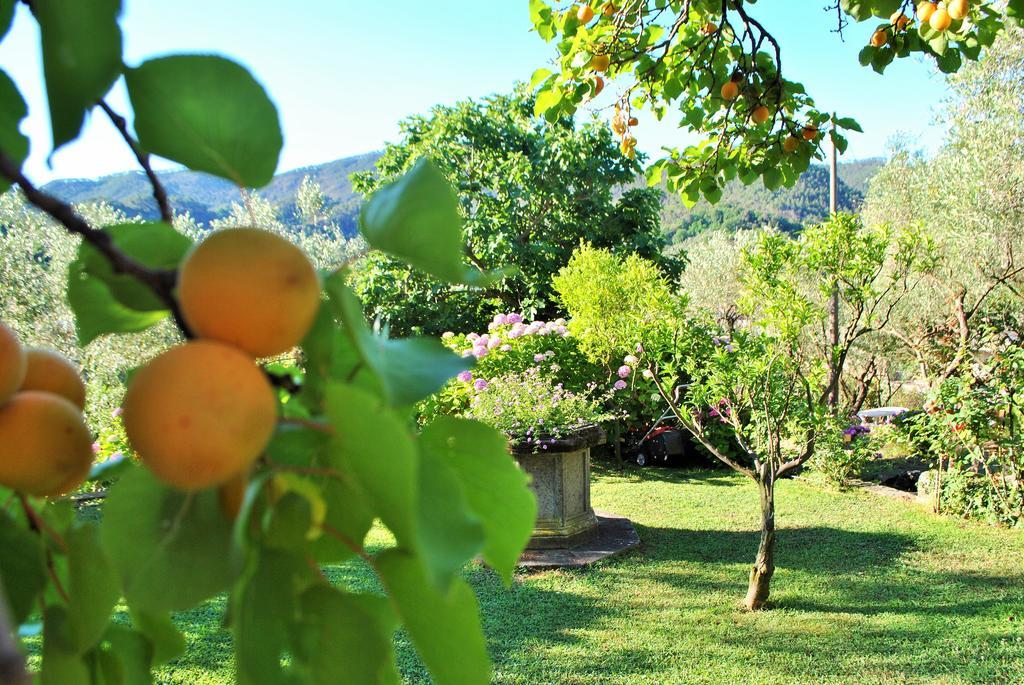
[457,370,473,383]
[617,365,632,379]
[461,349,473,358]
[533,353,546,362]
[506,313,523,324]
[111,407,123,418]
[493,313,508,325]
[472,346,488,358]
[614,380,627,391]
[624,354,639,365]
[500,344,512,352]
[474,379,489,391]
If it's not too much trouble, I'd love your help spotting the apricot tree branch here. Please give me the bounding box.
[97,100,173,224]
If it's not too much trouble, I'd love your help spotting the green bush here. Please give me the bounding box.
[811,415,874,489]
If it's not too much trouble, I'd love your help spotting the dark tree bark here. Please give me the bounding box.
[744,465,776,611]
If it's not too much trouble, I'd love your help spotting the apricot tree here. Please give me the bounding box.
[0,2,535,684]
[530,0,1023,202]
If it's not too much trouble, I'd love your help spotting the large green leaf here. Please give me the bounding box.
[416,447,484,589]
[130,609,184,666]
[0,0,15,41]
[232,550,312,685]
[376,550,490,685]
[67,221,192,345]
[126,55,282,188]
[323,384,417,546]
[0,508,46,624]
[101,465,240,612]
[0,69,29,193]
[327,278,471,407]
[65,522,120,652]
[294,586,401,685]
[99,625,155,685]
[359,158,507,286]
[40,607,89,685]
[34,0,122,150]
[420,418,536,585]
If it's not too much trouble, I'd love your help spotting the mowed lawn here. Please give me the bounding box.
[149,466,1024,684]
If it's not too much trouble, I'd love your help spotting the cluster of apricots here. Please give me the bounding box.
[611,103,639,158]
[122,227,320,493]
[0,322,93,497]
[871,0,969,47]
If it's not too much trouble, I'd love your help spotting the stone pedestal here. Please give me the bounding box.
[511,425,603,550]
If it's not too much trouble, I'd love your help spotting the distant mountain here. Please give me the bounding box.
[43,151,382,236]
[660,158,884,244]
[43,153,884,246]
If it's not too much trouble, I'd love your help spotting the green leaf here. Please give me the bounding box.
[101,465,239,612]
[937,48,962,74]
[232,550,313,685]
[417,446,485,589]
[359,158,508,286]
[328,279,471,407]
[0,0,15,41]
[0,69,29,194]
[67,222,192,345]
[126,55,282,187]
[376,550,490,685]
[420,418,536,585]
[763,167,783,191]
[529,68,553,89]
[0,508,46,624]
[100,625,155,685]
[858,45,875,66]
[528,0,555,41]
[40,607,89,685]
[35,0,122,150]
[65,522,120,652]
[834,116,863,133]
[130,609,185,666]
[324,383,418,546]
[295,586,401,685]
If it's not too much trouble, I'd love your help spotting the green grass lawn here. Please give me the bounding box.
[149,466,1024,684]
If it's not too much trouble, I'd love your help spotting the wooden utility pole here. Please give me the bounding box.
[827,121,840,411]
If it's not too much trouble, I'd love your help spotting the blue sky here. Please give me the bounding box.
[0,1,951,184]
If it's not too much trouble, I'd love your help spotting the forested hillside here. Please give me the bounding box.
[660,159,883,244]
[43,153,881,243]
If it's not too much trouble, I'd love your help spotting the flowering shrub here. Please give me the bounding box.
[811,415,875,488]
[464,366,614,450]
[419,311,601,422]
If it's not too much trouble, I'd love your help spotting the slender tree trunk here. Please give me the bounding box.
[744,468,776,610]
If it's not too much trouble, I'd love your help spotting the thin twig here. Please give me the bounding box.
[97,100,173,224]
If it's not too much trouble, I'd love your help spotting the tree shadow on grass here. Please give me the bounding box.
[591,461,738,487]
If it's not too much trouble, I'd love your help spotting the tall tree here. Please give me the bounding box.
[350,88,680,336]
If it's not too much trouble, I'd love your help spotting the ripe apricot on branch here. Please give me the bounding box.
[627,116,639,126]
[917,1,938,22]
[720,81,739,101]
[20,348,87,410]
[590,54,610,72]
[947,0,969,20]
[890,11,911,29]
[602,3,616,18]
[122,340,277,491]
[783,136,800,153]
[0,321,26,406]
[179,227,320,358]
[929,7,952,31]
[751,105,771,125]
[591,76,604,96]
[701,22,717,35]
[0,391,93,496]
[802,125,818,141]
[577,4,595,23]
[870,29,888,47]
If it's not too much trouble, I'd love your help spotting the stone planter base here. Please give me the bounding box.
[518,511,641,569]
[511,425,604,551]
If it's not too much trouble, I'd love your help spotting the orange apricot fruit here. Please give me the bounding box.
[0,321,26,406]
[590,54,611,72]
[930,7,952,30]
[947,0,968,20]
[751,105,771,125]
[122,340,277,491]
[178,227,320,358]
[720,80,739,101]
[0,391,93,496]
[20,348,86,410]
[783,136,801,153]
[577,4,595,23]
[802,125,819,141]
[870,29,888,47]
[917,1,937,22]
